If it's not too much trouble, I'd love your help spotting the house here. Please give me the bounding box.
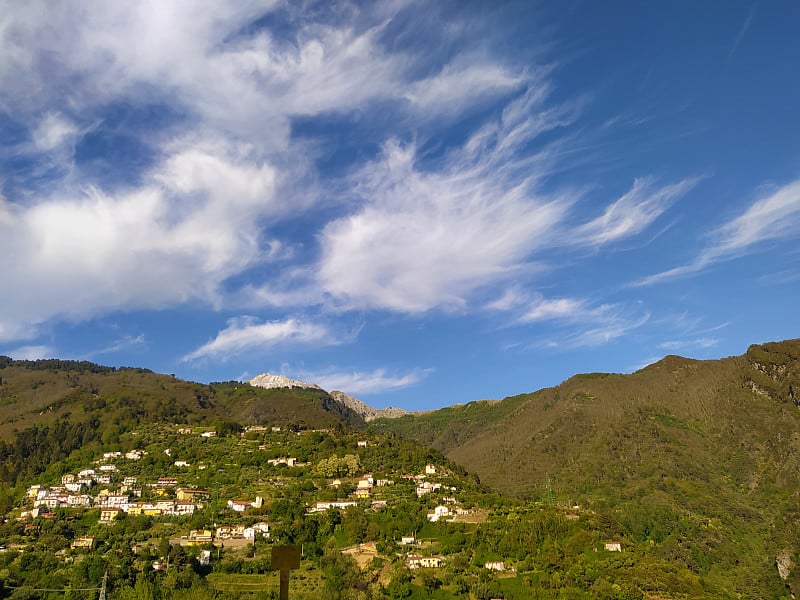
[123,476,139,486]
[604,542,622,552]
[425,464,437,475]
[99,508,123,524]
[172,501,196,516]
[228,500,251,513]
[415,481,441,497]
[101,495,129,508]
[216,525,246,539]
[267,457,297,467]
[252,522,271,537]
[174,460,190,467]
[27,484,45,499]
[198,550,211,566]
[125,450,145,460]
[307,501,358,513]
[375,479,393,487]
[200,431,217,438]
[96,474,112,485]
[356,478,372,498]
[407,555,443,569]
[427,505,452,522]
[98,464,117,472]
[78,469,96,478]
[400,536,416,545]
[156,478,178,488]
[485,561,506,571]
[61,474,76,485]
[357,440,368,447]
[65,481,85,493]
[71,537,95,550]
[176,488,209,502]
[126,503,144,515]
[177,427,193,434]
[187,530,213,546]
[102,452,122,460]
[245,425,268,433]
[156,499,176,512]
[67,494,92,507]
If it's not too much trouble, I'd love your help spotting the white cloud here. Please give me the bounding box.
[577,176,699,246]
[82,334,146,359]
[522,298,586,322]
[658,338,719,352]
[316,137,570,313]
[32,112,79,151]
[0,142,280,340]
[183,317,338,362]
[638,178,800,285]
[304,367,433,395]
[6,345,55,360]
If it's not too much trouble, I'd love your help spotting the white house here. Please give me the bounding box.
[427,505,452,522]
[407,555,443,569]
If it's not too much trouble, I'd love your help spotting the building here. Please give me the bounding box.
[407,555,443,569]
[604,542,622,552]
[99,508,123,524]
[71,537,95,549]
[187,530,213,546]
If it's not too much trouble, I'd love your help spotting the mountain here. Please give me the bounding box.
[248,373,408,421]
[370,339,800,594]
[329,390,409,421]
[0,357,365,486]
[248,373,322,390]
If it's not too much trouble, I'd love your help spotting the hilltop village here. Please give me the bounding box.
[4,422,597,599]
[15,424,486,569]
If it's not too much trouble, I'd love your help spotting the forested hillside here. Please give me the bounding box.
[371,339,800,595]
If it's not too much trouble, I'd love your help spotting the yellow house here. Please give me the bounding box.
[187,529,213,546]
[99,508,122,524]
[176,488,209,502]
[71,536,95,549]
[126,503,143,515]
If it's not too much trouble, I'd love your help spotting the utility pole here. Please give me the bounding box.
[98,571,108,600]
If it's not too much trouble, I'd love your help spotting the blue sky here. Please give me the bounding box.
[1,1,799,410]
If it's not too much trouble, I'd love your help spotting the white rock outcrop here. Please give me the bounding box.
[248,373,321,390]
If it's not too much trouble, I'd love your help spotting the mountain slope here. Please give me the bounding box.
[370,339,800,594]
[0,358,365,487]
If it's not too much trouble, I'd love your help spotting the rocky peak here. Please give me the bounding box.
[248,373,322,391]
[329,390,408,422]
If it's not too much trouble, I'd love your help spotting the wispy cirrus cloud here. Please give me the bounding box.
[658,338,720,352]
[183,317,340,363]
[487,288,650,349]
[729,2,759,60]
[299,367,434,395]
[638,178,800,286]
[81,334,146,360]
[576,176,701,246]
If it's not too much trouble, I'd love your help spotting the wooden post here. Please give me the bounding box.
[271,545,301,600]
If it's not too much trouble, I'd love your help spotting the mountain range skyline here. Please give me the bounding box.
[1,1,798,411]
